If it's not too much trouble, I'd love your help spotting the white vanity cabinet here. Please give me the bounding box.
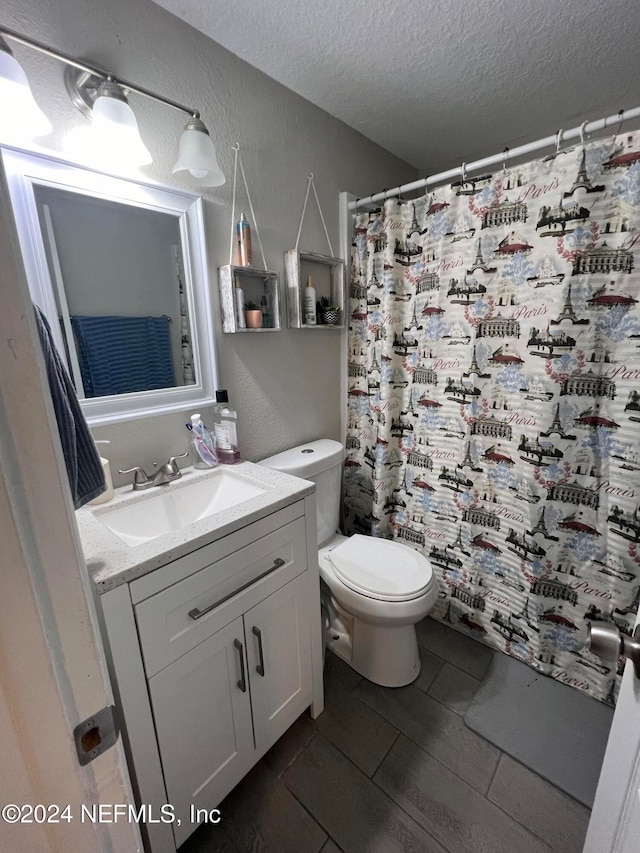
[94,496,322,853]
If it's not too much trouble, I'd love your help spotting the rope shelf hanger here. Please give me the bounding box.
[285,173,346,330]
[217,144,281,334]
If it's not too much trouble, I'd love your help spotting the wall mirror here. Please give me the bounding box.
[2,148,218,425]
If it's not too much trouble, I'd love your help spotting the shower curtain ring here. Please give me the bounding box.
[502,147,510,172]
[555,129,563,156]
[579,120,589,145]
[355,197,361,213]
[460,162,467,182]
[613,109,625,144]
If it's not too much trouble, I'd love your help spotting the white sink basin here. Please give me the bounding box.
[95,469,267,547]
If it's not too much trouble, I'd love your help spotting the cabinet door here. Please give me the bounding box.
[245,573,313,753]
[148,616,254,847]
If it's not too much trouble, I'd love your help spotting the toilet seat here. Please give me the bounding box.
[327,534,433,601]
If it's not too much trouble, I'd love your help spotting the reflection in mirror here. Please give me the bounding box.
[34,187,195,399]
[2,148,218,425]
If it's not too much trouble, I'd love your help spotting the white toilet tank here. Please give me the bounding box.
[259,439,344,547]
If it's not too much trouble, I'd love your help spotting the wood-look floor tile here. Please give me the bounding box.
[488,754,591,853]
[428,662,481,715]
[283,733,446,853]
[314,690,399,776]
[263,711,317,777]
[416,617,494,679]
[414,645,446,693]
[323,650,362,700]
[355,678,500,794]
[192,761,326,853]
[375,735,553,853]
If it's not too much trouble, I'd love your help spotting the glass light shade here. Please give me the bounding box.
[173,118,225,186]
[91,90,152,166]
[0,49,52,140]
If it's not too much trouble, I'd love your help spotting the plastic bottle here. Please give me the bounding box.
[235,285,246,329]
[88,440,114,505]
[260,291,271,329]
[304,275,317,325]
[213,390,241,464]
[235,212,252,267]
[189,413,218,468]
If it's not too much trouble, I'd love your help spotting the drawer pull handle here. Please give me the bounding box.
[253,626,265,677]
[188,557,287,620]
[234,639,247,693]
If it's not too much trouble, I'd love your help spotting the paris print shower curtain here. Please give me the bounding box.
[344,131,640,705]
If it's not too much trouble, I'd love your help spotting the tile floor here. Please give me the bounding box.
[181,618,593,853]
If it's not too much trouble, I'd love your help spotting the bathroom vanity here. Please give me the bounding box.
[76,463,323,852]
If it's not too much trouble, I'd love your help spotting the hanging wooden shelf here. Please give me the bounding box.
[218,265,281,333]
[285,249,346,329]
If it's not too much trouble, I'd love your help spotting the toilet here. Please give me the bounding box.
[260,439,438,687]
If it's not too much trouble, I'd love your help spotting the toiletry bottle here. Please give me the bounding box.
[88,440,114,505]
[260,291,271,329]
[189,413,218,468]
[235,212,252,267]
[213,390,241,464]
[235,284,246,329]
[304,275,317,325]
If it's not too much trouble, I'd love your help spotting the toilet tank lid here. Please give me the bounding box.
[259,439,344,478]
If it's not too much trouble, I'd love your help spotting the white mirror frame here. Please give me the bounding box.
[2,147,218,426]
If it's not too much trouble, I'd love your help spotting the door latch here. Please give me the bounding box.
[588,623,640,678]
[73,705,120,766]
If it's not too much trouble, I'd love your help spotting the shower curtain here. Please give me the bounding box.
[344,131,640,705]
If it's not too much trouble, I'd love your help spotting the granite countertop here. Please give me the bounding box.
[76,462,315,594]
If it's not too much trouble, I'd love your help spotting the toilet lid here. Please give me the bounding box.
[328,534,433,601]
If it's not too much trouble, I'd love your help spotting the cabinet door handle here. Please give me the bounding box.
[252,626,265,677]
[234,639,247,693]
[188,558,287,621]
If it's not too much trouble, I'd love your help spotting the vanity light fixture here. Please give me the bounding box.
[0,35,51,142]
[0,25,225,186]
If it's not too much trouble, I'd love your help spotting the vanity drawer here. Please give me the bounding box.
[135,516,307,677]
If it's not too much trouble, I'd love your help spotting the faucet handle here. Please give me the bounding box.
[167,451,189,474]
[118,465,150,486]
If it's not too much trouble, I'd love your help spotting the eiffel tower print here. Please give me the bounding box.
[527,506,560,541]
[405,300,423,331]
[450,526,470,555]
[550,282,589,326]
[564,148,605,197]
[540,402,576,440]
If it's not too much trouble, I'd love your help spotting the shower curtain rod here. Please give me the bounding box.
[349,105,640,210]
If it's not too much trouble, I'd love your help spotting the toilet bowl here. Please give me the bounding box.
[259,439,439,688]
[319,533,437,687]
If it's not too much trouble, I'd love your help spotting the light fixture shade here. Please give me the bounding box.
[0,46,52,140]
[91,82,152,166]
[173,117,225,186]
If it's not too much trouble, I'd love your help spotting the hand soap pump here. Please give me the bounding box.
[213,390,241,464]
[88,440,114,505]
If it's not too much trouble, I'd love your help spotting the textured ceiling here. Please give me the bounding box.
[152,0,640,174]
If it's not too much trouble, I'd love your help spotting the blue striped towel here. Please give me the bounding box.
[71,315,175,397]
[33,305,106,509]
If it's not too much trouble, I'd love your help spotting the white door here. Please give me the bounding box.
[0,160,140,851]
[584,610,640,852]
[148,616,255,847]
[245,572,313,752]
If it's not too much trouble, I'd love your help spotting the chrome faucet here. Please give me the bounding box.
[119,452,188,490]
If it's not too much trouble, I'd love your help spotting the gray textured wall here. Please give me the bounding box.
[2,0,415,482]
